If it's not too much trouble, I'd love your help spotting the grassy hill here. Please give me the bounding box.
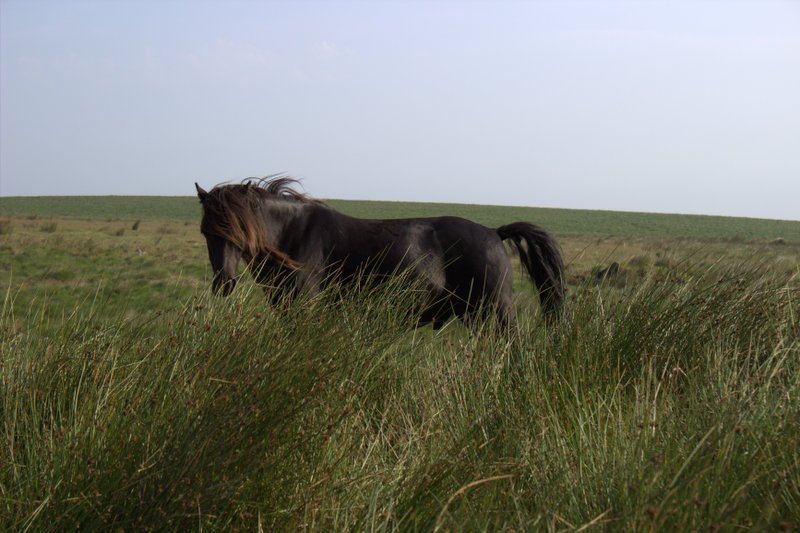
[2,193,799,531]
[2,195,799,241]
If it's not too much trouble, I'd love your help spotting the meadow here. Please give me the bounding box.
[1,197,799,531]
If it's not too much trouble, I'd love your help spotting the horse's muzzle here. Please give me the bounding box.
[212,272,237,297]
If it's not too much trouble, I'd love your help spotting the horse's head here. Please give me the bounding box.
[204,232,242,297]
[196,179,307,296]
[196,183,242,297]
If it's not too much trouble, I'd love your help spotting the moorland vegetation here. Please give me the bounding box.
[1,198,798,531]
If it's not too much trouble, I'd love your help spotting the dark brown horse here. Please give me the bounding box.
[195,176,564,327]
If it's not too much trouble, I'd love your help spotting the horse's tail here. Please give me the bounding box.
[497,222,564,318]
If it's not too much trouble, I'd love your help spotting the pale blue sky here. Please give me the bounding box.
[2,0,799,220]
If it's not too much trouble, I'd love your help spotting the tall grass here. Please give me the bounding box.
[2,260,798,531]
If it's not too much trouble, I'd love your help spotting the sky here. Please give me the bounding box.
[1,0,799,220]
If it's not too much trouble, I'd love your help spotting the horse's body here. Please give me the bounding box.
[196,177,564,326]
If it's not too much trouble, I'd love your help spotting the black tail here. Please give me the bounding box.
[497,222,564,317]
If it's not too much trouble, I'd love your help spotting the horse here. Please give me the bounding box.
[195,176,564,327]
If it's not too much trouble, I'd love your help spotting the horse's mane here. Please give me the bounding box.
[249,175,321,203]
[199,175,321,269]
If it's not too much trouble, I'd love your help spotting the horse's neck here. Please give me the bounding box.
[257,199,313,240]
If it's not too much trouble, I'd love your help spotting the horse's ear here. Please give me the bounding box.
[195,183,208,202]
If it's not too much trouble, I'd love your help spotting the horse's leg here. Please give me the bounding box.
[496,296,516,329]
[474,252,516,329]
[409,252,452,328]
[292,252,325,298]
[416,283,454,328]
[418,304,454,329]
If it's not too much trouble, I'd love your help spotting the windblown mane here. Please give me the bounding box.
[199,175,321,268]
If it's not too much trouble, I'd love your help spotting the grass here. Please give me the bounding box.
[1,200,799,530]
[328,199,800,241]
[0,217,207,326]
[3,194,800,240]
[0,196,202,224]
[2,256,798,531]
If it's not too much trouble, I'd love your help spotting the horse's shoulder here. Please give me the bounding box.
[304,202,345,220]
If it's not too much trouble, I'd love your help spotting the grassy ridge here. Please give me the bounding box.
[329,199,800,241]
[0,196,201,224]
[2,195,799,240]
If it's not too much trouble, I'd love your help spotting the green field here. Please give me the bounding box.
[1,197,799,531]
[3,194,799,240]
